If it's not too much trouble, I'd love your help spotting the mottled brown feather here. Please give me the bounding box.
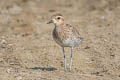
[50,14,83,47]
[53,23,82,47]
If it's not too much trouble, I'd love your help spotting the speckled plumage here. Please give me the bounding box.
[47,14,83,72]
[53,23,83,47]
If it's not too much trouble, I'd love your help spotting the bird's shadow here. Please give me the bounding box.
[30,67,57,71]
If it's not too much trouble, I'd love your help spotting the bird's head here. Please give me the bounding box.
[47,13,64,25]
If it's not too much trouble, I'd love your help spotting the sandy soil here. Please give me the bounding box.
[0,0,120,80]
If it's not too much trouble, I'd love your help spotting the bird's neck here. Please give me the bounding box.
[54,22,64,27]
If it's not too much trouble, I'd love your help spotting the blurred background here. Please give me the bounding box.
[0,0,120,80]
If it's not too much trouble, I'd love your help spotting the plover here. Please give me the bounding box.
[47,14,83,72]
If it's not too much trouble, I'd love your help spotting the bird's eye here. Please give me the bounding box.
[57,17,61,20]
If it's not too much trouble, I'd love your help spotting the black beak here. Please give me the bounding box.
[47,20,53,24]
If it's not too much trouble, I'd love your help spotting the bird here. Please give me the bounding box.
[47,13,83,72]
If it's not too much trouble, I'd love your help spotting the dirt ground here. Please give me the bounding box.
[0,0,120,80]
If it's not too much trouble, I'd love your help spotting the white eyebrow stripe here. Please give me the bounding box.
[57,16,62,18]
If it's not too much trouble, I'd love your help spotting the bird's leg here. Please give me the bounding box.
[62,47,67,72]
[69,47,73,72]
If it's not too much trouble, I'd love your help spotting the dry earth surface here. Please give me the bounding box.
[0,0,120,80]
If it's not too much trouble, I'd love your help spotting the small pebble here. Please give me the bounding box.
[1,39,7,48]
[17,76,23,80]
[101,16,105,19]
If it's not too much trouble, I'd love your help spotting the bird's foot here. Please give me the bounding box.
[64,69,67,72]
[69,69,72,72]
